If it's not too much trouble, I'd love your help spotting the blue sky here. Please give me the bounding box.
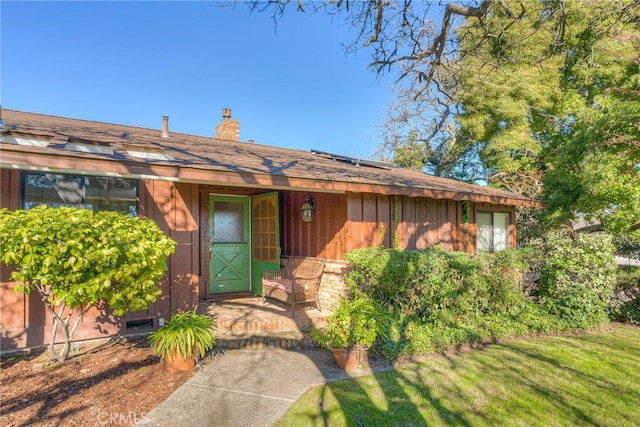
[1,1,396,158]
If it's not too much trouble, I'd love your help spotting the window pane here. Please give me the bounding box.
[494,212,510,251]
[213,201,245,243]
[23,173,83,209]
[22,172,138,215]
[477,212,493,252]
[85,176,137,215]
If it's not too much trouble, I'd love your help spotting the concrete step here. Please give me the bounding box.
[214,315,326,335]
[214,330,319,350]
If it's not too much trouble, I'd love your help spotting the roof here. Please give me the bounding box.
[0,109,543,207]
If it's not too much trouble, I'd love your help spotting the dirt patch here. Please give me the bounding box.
[0,337,193,426]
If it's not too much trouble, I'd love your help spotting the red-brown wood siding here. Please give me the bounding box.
[140,181,199,317]
[281,191,347,260]
[0,169,20,210]
[344,194,508,255]
[415,197,428,249]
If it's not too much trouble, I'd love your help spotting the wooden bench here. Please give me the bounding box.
[261,256,325,314]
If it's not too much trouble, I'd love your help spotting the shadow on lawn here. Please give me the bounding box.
[292,351,474,426]
[292,326,640,426]
[315,364,433,427]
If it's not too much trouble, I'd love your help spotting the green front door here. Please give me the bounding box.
[210,195,250,294]
[251,192,280,295]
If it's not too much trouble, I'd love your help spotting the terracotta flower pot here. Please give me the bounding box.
[165,353,196,372]
[331,347,365,370]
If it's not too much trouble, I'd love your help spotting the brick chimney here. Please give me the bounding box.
[215,108,240,141]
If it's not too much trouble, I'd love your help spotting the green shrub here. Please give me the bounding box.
[609,266,640,325]
[528,231,617,329]
[345,239,617,359]
[148,310,216,362]
[345,247,530,323]
[345,247,534,358]
[475,249,531,314]
[344,236,616,359]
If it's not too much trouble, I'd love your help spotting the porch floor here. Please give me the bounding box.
[198,294,329,350]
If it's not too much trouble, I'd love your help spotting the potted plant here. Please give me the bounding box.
[148,310,216,372]
[311,292,389,370]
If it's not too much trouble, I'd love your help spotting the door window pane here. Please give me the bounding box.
[252,197,278,262]
[213,201,245,242]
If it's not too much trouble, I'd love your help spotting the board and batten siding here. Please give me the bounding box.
[345,193,483,254]
[280,191,348,260]
[280,191,515,261]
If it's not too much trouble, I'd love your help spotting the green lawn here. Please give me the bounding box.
[277,324,640,426]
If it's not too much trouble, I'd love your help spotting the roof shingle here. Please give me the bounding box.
[1,109,543,207]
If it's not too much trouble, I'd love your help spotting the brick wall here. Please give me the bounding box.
[318,260,351,311]
[214,108,240,141]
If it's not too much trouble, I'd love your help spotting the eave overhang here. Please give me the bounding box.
[0,145,546,208]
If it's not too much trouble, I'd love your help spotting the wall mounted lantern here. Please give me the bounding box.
[300,198,315,223]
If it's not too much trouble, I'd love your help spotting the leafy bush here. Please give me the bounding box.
[345,247,530,323]
[0,206,176,362]
[609,266,640,325]
[395,303,566,357]
[344,238,615,359]
[528,231,617,329]
[345,247,536,358]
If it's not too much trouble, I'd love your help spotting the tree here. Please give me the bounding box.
[252,1,639,241]
[0,206,176,363]
[373,0,639,242]
[541,4,640,237]
[454,0,639,239]
[248,2,548,184]
[453,0,571,243]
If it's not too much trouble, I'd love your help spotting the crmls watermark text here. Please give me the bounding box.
[96,411,149,425]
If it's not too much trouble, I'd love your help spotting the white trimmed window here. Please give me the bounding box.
[477,212,510,252]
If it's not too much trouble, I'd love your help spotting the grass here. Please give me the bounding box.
[277,324,640,426]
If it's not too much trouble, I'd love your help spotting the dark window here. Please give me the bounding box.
[21,172,138,215]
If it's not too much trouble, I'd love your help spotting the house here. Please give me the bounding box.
[0,108,543,351]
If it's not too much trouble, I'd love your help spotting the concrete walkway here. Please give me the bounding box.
[140,348,392,427]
